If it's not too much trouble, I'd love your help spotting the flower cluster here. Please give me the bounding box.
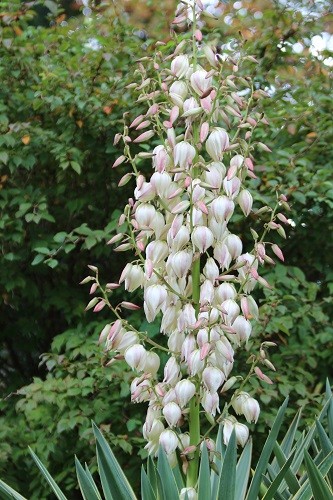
[83,0,289,478]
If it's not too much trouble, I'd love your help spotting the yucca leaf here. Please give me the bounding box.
[29,447,68,500]
[147,457,157,494]
[273,442,300,494]
[325,381,333,449]
[211,423,225,499]
[246,397,289,500]
[75,457,102,500]
[263,451,295,500]
[92,422,137,500]
[291,398,331,476]
[280,410,301,460]
[173,463,185,491]
[235,438,252,500]
[217,429,236,500]
[141,466,156,500]
[198,444,211,500]
[303,450,333,500]
[316,419,333,487]
[157,447,179,500]
[0,480,28,500]
[293,450,333,500]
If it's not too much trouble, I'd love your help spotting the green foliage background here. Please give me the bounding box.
[0,0,332,497]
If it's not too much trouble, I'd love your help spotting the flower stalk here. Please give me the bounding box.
[82,0,290,491]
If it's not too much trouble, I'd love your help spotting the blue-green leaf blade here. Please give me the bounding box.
[217,429,237,500]
[246,397,289,500]
[0,480,28,500]
[198,443,211,500]
[75,456,102,500]
[29,447,68,500]
[92,422,136,500]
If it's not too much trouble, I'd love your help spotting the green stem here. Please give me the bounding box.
[187,396,200,488]
[187,252,201,487]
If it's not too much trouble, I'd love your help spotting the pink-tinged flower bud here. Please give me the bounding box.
[225,234,243,260]
[271,244,284,261]
[151,171,172,198]
[195,28,203,41]
[182,96,201,116]
[191,226,214,253]
[112,155,126,168]
[190,70,212,96]
[93,300,106,312]
[168,225,190,252]
[143,351,160,375]
[129,114,144,128]
[232,316,252,343]
[202,366,225,393]
[163,388,177,406]
[220,376,237,393]
[170,105,179,125]
[146,240,169,264]
[99,324,111,344]
[159,429,179,454]
[119,263,145,292]
[204,162,226,189]
[131,378,151,403]
[164,356,180,385]
[171,200,191,214]
[223,417,249,447]
[171,55,190,78]
[133,130,155,143]
[200,279,214,305]
[178,304,197,332]
[181,333,196,362]
[238,190,253,216]
[221,299,240,325]
[134,182,155,202]
[169,81,188,106]
[135,203,156,227]
[191,182,206,203]
[223,177,241,199]
[197,328,208,347]
[188,349,205,376]
[242,396,260,423]
[206,128,229,161]
[153,145,171,173]
[213,242,231,270]
[203,45,217,67]
[210,196,234,223]
[115,331,139,353]
[175,379,196,407]
[144,284,168,322]
[174,141,196,169]
[203,257,220,283]
[146,103,159,116]
[200,122,209,143]
[215,283,236,303]
[125,344,147,371]
[136,120,151,130]
[167,250,193,279]
[216,337,234,364]
[167,127,176,148]
[163,402,182,427]
[168,331,186,353]
[255,366,273,384]
[201,390,220,416]
[230,154,244,170]
[241,295,259,320]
